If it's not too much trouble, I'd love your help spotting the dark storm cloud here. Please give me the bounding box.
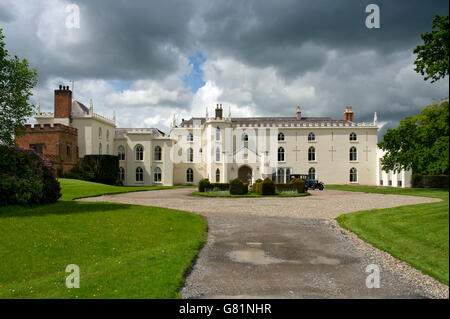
[0,2,15,23]
[198,0,449,78]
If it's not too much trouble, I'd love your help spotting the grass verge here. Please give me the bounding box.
[329,185,449,285]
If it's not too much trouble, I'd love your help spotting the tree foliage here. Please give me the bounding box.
[413,15,449,83]
[0,28,38,146]
[378,101,449,175]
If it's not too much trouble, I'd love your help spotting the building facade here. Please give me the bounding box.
[16,86,411,187]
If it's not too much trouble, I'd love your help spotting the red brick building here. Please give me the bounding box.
[15,123,79,175]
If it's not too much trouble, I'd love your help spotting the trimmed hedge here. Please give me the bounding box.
[198,179,211,192]
[411,175,449,188]
[210,183,230,191]
[254,178,275,195]
[80,155,119,185]
[0,145,61,206]
[229,178,248,195]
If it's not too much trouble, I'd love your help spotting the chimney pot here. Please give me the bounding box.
[59,85,62,90]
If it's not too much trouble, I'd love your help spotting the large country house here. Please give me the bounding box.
[16,86,411,187]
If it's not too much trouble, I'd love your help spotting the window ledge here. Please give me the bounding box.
[350,140,359,143]
[349,161,359,163]
[308,161,318,163]
[308,140,317,143]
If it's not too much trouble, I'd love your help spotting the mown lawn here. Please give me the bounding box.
[0,179,207,298]
[329,185,449,285]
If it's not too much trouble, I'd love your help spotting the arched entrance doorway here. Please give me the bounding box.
[238,165,252,184]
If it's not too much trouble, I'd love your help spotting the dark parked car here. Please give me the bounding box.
[303,178,324,191]
[289,174,325,191]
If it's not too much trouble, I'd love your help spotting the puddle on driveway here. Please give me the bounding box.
[227,249,285,265]
[310,256,340,265]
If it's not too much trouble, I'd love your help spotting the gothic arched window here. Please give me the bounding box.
[118,146,125,160]
[216,127,221,141]
[154,167,162,183]
[350,147,357,161]
[135,145,144,161]
[136,167,143,182]
[278,147,285,162]
[154,146,162,161]
[216,168,220,183]
[350,132,357,141]
[119,167,125,181]
[350,167,357,182]
[308,146,316,161]
[308,132,315,141]
[186,168,194,183]
[187,147,194,162]
[216,147,221,162]
[308,167,316,179]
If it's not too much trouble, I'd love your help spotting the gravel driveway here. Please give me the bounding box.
[79,189,448,298]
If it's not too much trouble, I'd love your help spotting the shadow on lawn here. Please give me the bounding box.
[0,201,134,218]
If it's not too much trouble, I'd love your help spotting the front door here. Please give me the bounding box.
[238,165,252,184]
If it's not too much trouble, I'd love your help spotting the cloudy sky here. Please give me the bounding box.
[0,0,448,137]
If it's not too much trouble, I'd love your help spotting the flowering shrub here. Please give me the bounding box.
[0,145,61,206]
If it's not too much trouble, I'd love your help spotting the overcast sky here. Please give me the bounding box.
[1,0,448,137]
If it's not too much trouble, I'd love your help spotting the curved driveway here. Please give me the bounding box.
[79,188,446,299]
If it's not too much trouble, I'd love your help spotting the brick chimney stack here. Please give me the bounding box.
[296,106,302,120]
[215,104,223,119]
[54,85,72,118]
[344,105,354,122]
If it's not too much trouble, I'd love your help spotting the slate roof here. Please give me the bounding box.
[179,117,354,127]
[115,128,166,138]
[72,100,89,113]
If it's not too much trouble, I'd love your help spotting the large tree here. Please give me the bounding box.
[378,101,449,175]
[0,28,38,146]
[413,15,449,83]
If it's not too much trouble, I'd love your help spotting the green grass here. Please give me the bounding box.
[59,178,195,201]
[191,191,310,198]
[0,179,207,298]
[331,185,449,285]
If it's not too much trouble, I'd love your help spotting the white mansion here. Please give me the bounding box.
[32,86,411,187]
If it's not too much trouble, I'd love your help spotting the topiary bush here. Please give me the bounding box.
[261,177,275,195]
[290,178,305,193]
[229,178,247,195]
[198,179,211,192]
[81,155,119,185]
[0,145,61,206]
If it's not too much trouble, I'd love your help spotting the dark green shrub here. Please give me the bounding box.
[411,174,449,188]
[242,183,249,195]
[255,178,263,183]
[198,179,211,192]
[230,178,247,195]
[81,155,119,185]
[261,177,275,195]
[0,145,61,206]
